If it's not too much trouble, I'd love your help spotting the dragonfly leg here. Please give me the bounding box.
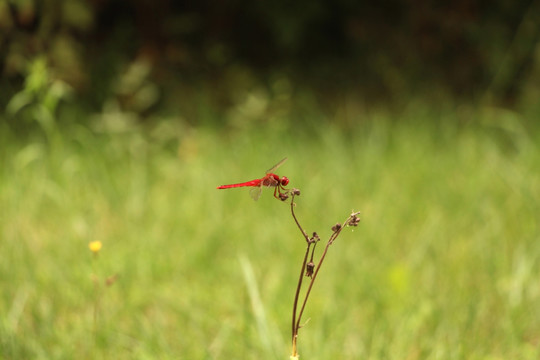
[273,184,289,200]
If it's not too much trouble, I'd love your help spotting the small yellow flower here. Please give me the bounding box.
[89,241,102,253]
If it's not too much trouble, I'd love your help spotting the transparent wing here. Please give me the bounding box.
[249,186,263,201]
[265,157,287,174]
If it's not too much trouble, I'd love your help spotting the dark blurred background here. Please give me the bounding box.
[1,0,539,128]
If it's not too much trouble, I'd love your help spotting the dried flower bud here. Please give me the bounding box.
[292,188,301,196]
[90,273,99,284]
[349,214,361,226]
[106,274,119,286]
[331,223,342,232]
[309,232,320,243]
[279,192,289,201]
[305,261,315,278]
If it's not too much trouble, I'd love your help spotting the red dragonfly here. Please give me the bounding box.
[217,157,290,201]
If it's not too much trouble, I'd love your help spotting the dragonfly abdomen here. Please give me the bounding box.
[217,179,262,189]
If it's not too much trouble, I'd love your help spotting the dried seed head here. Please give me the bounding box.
[331,223,342,232]
[279,192,289,201]
[349,213,361,226]
[106,274,119,286]
[309,232,320,243]
[292,188,301,196]
[305,261,315,278]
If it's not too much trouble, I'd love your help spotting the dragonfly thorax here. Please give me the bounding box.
[263,173,289,187]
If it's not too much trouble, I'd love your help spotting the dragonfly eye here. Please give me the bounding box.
[281,176,289,186]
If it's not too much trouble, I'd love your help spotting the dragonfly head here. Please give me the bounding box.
[280,176,289,186]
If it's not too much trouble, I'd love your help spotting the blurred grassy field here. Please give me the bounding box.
[1,108,539,359]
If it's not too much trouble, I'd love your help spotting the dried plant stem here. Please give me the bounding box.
[294,220,347,336]
[290,192,310,357]
[290,196,309,314]
[288,190,360,358]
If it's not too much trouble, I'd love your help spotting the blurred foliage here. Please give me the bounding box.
[6,56,72,136]
[1,0,539,130]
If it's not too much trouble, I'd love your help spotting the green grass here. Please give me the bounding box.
[1,109,539,359]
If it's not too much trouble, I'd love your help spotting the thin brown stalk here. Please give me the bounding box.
[287,191,360,358]
[289,191,310,355]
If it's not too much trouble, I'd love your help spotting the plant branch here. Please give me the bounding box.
[289,190,311,355]
[289,204,361,358]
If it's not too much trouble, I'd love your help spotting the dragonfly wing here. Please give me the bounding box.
[265,157,287,174]
[249,186,263,201]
